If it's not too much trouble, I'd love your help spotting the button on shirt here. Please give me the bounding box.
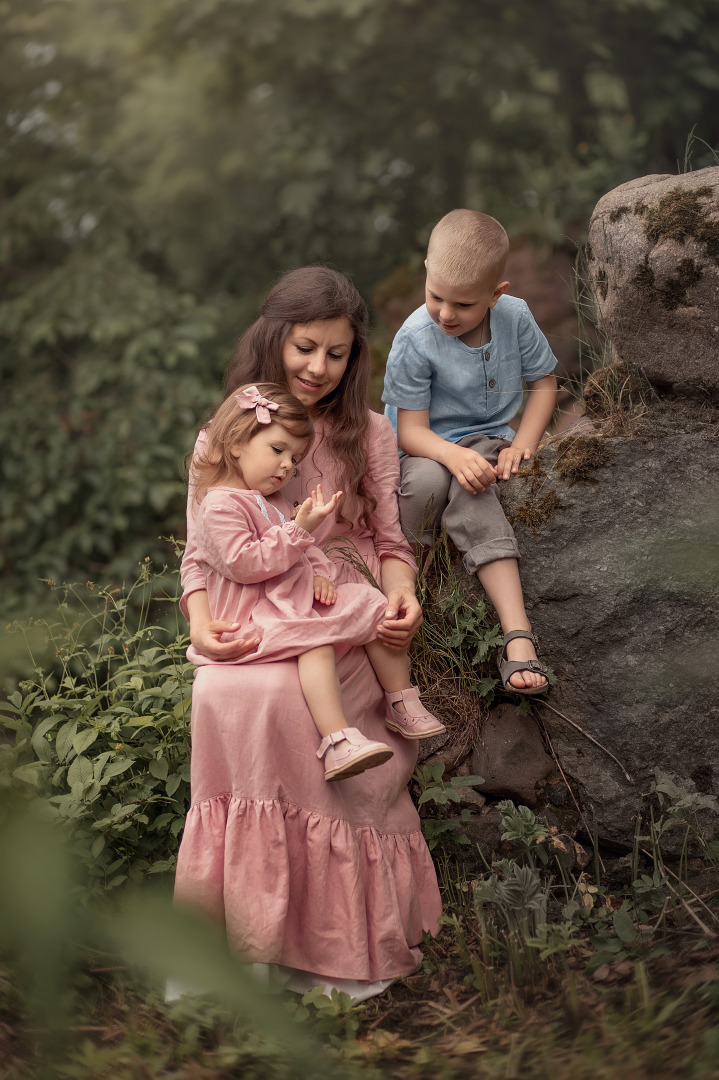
[382,295,557,443]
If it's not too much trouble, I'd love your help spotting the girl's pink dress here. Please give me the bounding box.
[174,411,442,983]
[187,487,389,665]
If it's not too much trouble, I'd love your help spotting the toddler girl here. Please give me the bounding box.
[188,383,445,782]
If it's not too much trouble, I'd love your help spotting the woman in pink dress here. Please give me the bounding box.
[174,267,442,1000]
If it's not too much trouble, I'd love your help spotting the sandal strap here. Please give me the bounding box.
[501,629,538,649]
[316,728,351,758]
[385,686,431,720]
[498,658,548,680]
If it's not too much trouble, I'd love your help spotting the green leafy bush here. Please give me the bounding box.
[2,569,193,898]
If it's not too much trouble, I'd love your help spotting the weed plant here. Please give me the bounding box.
[2,562,193,899]
[410,532,503,752]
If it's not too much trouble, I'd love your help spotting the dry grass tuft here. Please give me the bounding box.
[582,361,652,432]
[554,435,614,485]
[410,536,502,758]
[507,489,565,535]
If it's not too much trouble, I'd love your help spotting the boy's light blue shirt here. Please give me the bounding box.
[382,294,557,443]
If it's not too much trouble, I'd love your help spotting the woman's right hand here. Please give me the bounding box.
[190,619,261,661]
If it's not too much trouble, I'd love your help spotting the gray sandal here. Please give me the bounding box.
[497,630,549,696]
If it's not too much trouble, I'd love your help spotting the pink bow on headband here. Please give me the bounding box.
[235,386,279,425]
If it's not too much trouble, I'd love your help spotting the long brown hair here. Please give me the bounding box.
[223,266,376,527]
[192,383,314,505]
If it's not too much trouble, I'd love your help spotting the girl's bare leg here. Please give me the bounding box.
[366,639,445,738]
[297,645,348,737]
[300,645,395,781]
[364,640,411,713]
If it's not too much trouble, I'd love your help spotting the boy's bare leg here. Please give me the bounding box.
[364,640,412,713]
[475,558,547,691]
[297,646,348,737]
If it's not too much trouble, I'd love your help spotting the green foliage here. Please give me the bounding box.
[0,793,357,1080]
[412,532,503,705]
[412,761,484,850]
[2,569,193,897]
[473,858,549,938]
[0,1,221,618]
[498,799,553,866]
[289,986,364,1043]
[466,791,719,991]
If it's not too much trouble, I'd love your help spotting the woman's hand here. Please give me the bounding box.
[190,618,261,661]
[376,586,423,651]
[313,575,337,605]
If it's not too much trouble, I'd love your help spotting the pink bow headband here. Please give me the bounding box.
[235,386,279,425]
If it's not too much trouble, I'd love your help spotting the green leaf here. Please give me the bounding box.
[56,720,79,761]
[101,759,134,781]
[149,758,168,781]
[612,906,637,944]
[31,733,55,763]
[67,755,94,788]
[73,729,99,756]
[12,763,45,788]
[451,775,484,788]
[33,716,62,741]
[165,774,181,796]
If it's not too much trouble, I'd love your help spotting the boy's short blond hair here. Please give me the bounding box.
[426,209,509,288]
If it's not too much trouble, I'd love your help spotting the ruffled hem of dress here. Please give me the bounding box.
[174,793,442,983]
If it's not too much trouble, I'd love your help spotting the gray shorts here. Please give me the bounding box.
[397,433,520,574]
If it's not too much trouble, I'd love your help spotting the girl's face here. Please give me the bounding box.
[231,423,309,496]
[281,317,353,410]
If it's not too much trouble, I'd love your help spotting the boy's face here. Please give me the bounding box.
[424,268,509,339]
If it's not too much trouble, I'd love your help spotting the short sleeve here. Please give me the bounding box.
[516,301,557,382]
[381,325,433,411]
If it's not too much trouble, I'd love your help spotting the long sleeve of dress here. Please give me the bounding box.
[364,413,417,571]
[180,431,210,616]
[197,499,316,584]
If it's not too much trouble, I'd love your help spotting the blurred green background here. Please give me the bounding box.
[2,0,719,629]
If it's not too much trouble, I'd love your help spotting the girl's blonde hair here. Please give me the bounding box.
[191,382,314,505]
[223,266,377,528]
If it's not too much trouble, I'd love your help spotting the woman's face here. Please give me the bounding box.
[281,318,353,411]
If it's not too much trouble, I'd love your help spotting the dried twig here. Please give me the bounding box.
[641,849,719,927]
[539,720,605,873]
[536,699,633,783]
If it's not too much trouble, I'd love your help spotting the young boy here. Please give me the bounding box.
[382,209,558,694]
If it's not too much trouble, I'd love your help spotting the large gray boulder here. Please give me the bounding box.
[586,167,719,397]
[497,401,719,848]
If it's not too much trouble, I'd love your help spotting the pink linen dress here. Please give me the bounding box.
[188,486,389,665]
[174,411,442,983]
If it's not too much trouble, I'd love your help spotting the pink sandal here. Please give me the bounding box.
[317,727,394,782]
[384,687,446,740]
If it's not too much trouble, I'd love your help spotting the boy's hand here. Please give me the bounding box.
[294,485,343,533]
[443,444,496,493]
[496,445,532,481]
[313,575,337,605]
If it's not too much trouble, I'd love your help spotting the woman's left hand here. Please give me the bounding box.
[376,586,423,650]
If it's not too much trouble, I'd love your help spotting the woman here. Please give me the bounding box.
[174,266,442,1000]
